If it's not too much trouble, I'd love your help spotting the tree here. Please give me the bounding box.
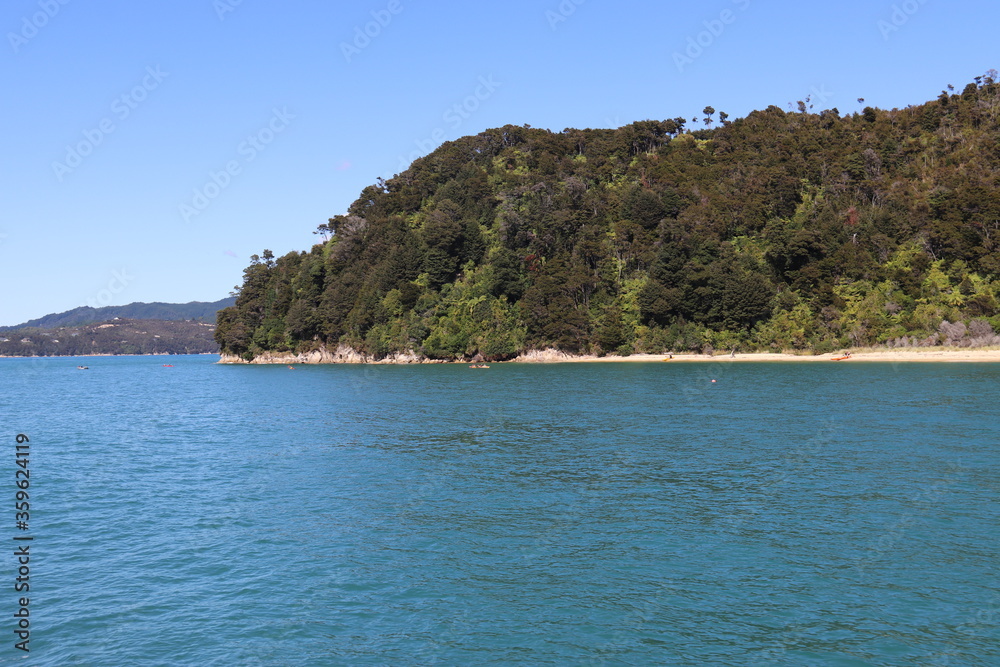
[422,200,465,287]
[216,75,1000,361]
[719,270,773,330]
[313,222,331,242]
[595,304,628,354]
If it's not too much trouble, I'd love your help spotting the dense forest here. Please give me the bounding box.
[217,74,1000,361]
[0,320,219,357]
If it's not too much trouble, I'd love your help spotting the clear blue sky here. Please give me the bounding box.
[1,0,996,326]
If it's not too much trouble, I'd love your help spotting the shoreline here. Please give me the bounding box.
[216,347,1000,365]
[523,350,1000,363]
[0,352,218,359]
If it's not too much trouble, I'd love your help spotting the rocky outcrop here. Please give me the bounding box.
[512,348,582,363]
[217,345,441,364]
[219,344,610,364]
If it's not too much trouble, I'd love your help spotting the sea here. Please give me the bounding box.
[1,355,997,666]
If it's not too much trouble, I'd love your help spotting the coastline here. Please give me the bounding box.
[515,349,1000,363]
[218,346,446,365]
[217,346,1000,365]
[0,352,217,359]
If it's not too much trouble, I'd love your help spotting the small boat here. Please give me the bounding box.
[162,364,174,367]
[287,365,296,370]
[76,365,88,370]
[831,354,852,361]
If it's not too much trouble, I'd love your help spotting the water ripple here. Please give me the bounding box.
[1,357,997,665]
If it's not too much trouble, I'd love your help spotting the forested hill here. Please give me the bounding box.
[2,298,235,331]
[217,74,1000,361]
[0,319,219,357]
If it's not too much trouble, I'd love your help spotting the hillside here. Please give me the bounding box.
[0,319,219,357]
[1,298,235,331]
[217,73,1000,361]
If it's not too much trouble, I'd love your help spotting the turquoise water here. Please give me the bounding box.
[1,355,997,665]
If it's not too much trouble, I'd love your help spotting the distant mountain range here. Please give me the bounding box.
[1,298,235,331]
[0,319,220,357]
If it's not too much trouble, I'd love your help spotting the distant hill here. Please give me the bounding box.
[0,319,220,356]
[1,298,235,331]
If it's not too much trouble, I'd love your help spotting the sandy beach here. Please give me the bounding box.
[212,346,1000,365]
[513,348,1000,364]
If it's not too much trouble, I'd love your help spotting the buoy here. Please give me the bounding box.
[711,379,717,383]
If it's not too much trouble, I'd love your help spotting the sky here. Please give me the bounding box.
[0,0,996,326]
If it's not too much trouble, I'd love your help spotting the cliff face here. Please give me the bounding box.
[218,75,1000,362]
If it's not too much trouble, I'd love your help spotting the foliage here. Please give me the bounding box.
[217,74,1000,359]
[0,319,220,356]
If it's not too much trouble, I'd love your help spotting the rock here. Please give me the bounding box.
[216,345,442,365]
[512,348,578,363]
